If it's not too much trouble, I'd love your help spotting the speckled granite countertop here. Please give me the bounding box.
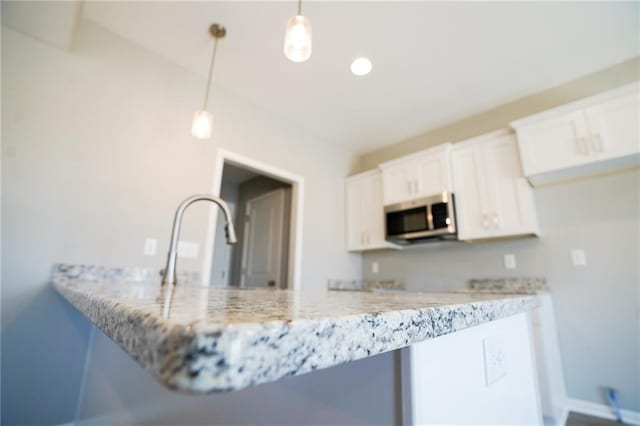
[52,264,539,394]
[454,278,549,295]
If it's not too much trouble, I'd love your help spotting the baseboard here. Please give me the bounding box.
[566,398,640,425]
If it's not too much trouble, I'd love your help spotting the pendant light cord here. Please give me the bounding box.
[202,37,219,110]
[297,0,302,16]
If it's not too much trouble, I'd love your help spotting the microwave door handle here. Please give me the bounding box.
[427,205,434,230]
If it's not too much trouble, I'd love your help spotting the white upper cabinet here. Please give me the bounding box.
[452,130,539,241]
[513,110,591,175]
[512,83,639,185]
[584,90,640,161]
[345,170,397,252]
[450,143,491,240]
[379,144,453,205]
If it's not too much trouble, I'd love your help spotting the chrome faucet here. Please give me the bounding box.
[162,194,237,286]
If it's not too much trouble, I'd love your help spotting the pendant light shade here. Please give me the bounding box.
[191,24,226,140]
[284,0,311,62]
[191,110,213,139]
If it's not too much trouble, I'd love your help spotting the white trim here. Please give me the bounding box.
[201,148,304,291]
[378,142,452,170]
[345,168,380,182]
[557,406,570,426]
[450,128,514,150]
[566,397,640,425]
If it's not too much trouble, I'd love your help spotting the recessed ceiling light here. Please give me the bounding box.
[350,57,372,76]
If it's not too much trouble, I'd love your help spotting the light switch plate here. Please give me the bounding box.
[371,262,379,274]
[504,254,516,270]
[483,335,508,386]
[571,249,587,266]
[143,238,157,256]
[178,241,199,259]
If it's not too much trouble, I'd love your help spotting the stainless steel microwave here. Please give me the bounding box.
[385,192,457,244]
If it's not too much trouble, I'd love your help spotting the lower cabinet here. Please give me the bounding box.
[451,130,539,241]
[345,170,397,252]
[401,313,542,425]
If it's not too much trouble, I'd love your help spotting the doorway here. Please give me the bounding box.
[203,149,304,290]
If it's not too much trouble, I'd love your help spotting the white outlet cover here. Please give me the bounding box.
[177,241,199,259]
[571,249,587,266]
[504,254,516,269]
[371,262,379,274]
[483,335,508,386]
[143,238,157,256]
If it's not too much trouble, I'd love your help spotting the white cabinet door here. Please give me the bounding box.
[451,144,492,240]
[414,146,453,198]
[585,90,640,161]
[381,144,453,205]
[512,83,639,185]
[452,130,539,241]
[362,171,387,248]
[381,161,415,205]
[515,111,591,176]
[483,134,539,237]
[346,170,393,252]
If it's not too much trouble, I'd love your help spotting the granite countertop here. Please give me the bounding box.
[453,278,549,295]
[52,264,539,394]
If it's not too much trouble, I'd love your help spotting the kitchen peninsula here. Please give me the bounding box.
[52,264,540,399]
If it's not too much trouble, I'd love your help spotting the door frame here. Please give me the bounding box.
[239,188,286,288]
[201,148,304,290]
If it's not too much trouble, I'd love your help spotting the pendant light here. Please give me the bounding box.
[191,23,226,140]
[284,0,312,63]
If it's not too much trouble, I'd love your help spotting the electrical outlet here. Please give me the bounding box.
[371,262,379,274]
[483,336,508,386]
[571,249,587,266]
[504,254,516,269]
[177,241,199,259]
[143,238,157,256]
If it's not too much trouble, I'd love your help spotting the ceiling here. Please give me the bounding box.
[82,1,639,154]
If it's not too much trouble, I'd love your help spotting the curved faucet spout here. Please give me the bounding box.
[162,194,237,286]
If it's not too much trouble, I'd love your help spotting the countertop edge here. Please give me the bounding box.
[53,281,539,394]
[53,280,197,391]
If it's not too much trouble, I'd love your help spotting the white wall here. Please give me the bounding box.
[363,169,640,411]
[1,17,365,425]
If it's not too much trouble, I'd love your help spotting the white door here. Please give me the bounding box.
[515,111,592,175]
[240,189,285,288]
[451,144,491,240]
[381,161,416,205]
[585,91,640,161]
[483,133,539,237]
[414,147,452,198]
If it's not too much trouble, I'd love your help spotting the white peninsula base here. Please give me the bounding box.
[402,312,542,425]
